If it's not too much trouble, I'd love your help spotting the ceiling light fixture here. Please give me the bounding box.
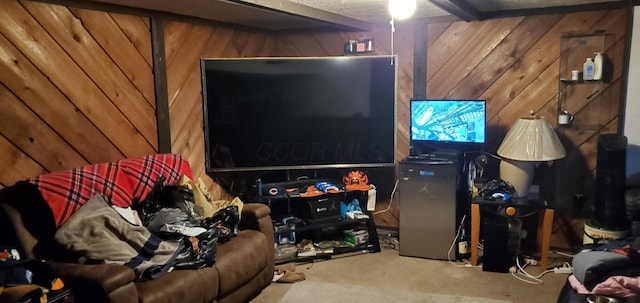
[388,0,416,65]
[388,0,417,20]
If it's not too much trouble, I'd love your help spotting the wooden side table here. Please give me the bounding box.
[470,197,554,270]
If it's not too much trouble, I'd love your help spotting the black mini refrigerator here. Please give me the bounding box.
[398,152,466,260]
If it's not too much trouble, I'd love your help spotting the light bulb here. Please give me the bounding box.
[388,0,417,20]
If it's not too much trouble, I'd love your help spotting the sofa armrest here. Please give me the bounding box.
[53,262,138,303]
[239,203,271,233]
[238,203,274,254]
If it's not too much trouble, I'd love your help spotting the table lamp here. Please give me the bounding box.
[496,113,566,198]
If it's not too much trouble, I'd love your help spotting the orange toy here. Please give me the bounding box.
[343,170,371,191]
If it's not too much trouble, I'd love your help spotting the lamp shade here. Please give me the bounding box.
[497,116,566,161]
[497,115,566,198]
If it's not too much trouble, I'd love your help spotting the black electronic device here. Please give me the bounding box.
[302,197,342,223]
[594,134,628,229]
[201,55,397,173]
[482,216,511,273]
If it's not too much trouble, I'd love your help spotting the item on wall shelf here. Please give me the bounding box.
[558,111,574,125]
[571,70,580,81]
[344,38,374,55]
[583,57,595,80]
[593,52,603,80]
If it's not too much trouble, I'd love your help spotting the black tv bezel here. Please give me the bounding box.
[409,99,487,146]
[201,55,398,173]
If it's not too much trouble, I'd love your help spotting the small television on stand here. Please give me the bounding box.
[409,99,486,157]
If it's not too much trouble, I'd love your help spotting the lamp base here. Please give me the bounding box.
[499,159,534,198]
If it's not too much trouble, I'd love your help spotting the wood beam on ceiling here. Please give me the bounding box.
[226,0,372,31]
[428,0,484,21]
[81,0,371,31]
[482,1,628,20]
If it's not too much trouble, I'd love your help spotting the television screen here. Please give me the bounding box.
[201,56,397,173]
[410,99,486,144]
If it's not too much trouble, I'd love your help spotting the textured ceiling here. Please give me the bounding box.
[284,0,627,23]
[88,0,629,31]
[286,0,449,23]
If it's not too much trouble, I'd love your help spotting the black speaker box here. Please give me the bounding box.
[302,197,341,223]
[594,134,628,229]
[482,215,511,273]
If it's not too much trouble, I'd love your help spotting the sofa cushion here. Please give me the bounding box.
[214,229,270,297]
[135,266,219,303]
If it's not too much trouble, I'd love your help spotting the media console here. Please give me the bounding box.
[248,178,380,264]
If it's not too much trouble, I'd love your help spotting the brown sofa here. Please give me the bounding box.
[0,184,275,303]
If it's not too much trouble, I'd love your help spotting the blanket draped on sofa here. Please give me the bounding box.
[29,154,192,227]
[54,194,180,280]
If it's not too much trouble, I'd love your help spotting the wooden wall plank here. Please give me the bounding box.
[0,136,46,186]
[21,1,157,146]
[110,13,153,69]
[236,31,269,57]
[172,97,202,160]
[0,84,86,172]
[428,17,524,99]
[426,21,485,80]
[0,33,124,167]
[165,21,196,67]
[166,24,214,104]
[200,27,236,58]
[427,22,451,47]
[170,64,202,146]
[165,22,279,203]
[481,11,609,124]
[69,7,156,108]
[0,1,155,158]
[446,14,563,99]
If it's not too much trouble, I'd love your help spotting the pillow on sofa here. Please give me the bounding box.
[30,154,193,227]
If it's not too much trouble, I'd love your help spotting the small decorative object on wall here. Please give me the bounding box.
[344,38,374,55]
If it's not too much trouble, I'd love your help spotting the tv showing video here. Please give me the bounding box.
[410,99,486,144]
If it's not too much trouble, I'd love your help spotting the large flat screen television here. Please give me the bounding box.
[201,55,397,173]
[410,99,486,145]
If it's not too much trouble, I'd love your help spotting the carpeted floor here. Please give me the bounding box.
[250,248,571,303]
[278,281,513,303]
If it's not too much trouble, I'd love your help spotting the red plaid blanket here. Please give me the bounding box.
[30,154,193,227]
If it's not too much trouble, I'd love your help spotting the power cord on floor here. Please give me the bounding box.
[373,179,399,216]
[509,255,555,285]
[550,249,576,258]
[378,232,400,251]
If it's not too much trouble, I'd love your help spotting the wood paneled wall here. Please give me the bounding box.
[271,10,627,246]
[0,0,628,248]
[0,0,155,188]
[164,20,277,199]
